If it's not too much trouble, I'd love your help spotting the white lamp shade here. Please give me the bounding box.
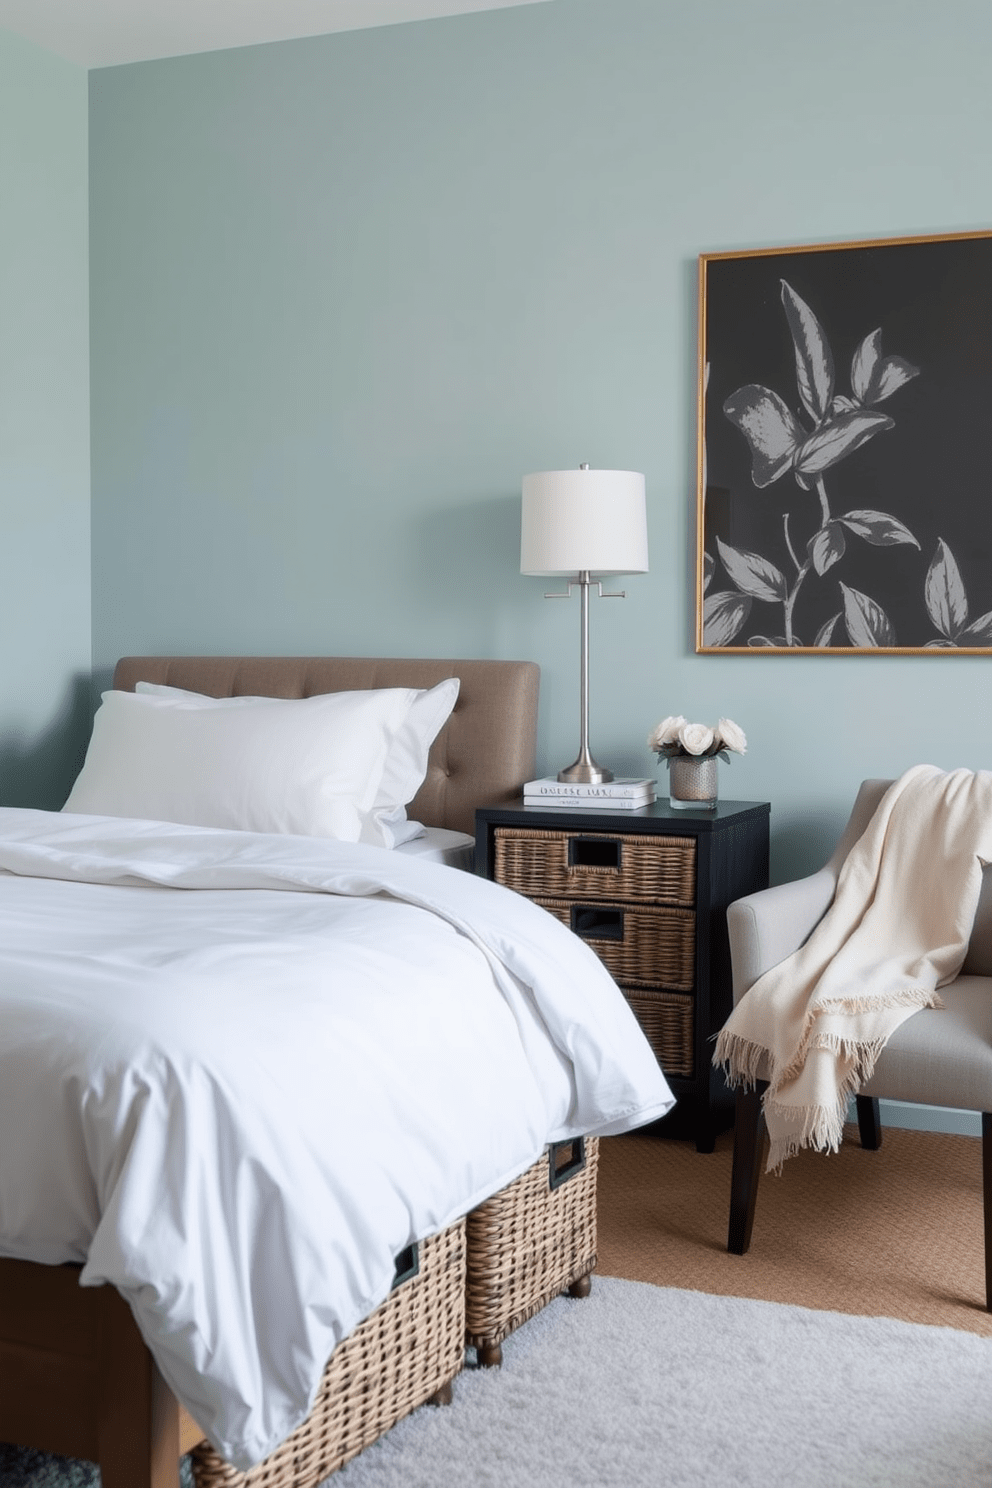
[521,467,648,577]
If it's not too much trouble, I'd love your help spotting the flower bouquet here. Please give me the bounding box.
[647,715,747,763]
[648,716,746,810]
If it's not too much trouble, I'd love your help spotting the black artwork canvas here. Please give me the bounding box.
[698,230,992,652]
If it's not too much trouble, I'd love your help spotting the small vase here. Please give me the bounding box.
[668,754,718,811]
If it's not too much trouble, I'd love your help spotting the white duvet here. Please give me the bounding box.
[0,808,673,1468]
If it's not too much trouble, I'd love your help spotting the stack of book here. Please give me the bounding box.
[522,777,656,811]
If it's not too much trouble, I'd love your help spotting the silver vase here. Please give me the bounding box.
[669,754,718,810]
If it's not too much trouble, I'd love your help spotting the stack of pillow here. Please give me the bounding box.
[62,678,460,849]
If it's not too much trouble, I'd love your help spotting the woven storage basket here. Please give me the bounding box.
[535,898,695,989]
[493,827,696,906]
[465,1138,598,1363]
[191,1220,465,1488]
[622,987,694,1077]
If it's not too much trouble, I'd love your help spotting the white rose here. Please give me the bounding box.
[648,715,687,752]
[716,717,747,755]
[678,722,715,756]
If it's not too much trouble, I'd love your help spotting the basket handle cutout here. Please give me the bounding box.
[391,1242,420,1289]
[570,904,623,940]
[548,1136,586,1190]
[567,837,622,873]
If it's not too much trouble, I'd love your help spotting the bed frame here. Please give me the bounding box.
[0,655,539,1488]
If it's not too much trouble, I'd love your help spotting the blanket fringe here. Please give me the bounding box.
[713,992,941,1174]
[763,1038,883,1173]
[712,1028,876,1172]
[711,1029,766,1089]
[713,985,941,1094]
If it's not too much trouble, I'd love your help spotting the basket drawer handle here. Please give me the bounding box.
[570,904,623,940]
[548,1137,586,1190]
[567,836,622,871]
[391,1242,420,1289]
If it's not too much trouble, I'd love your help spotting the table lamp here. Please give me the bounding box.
[521,464,648,784]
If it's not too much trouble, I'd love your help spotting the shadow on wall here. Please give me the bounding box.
[0,674,93,812]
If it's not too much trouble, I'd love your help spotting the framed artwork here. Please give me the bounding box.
[697,229,992,653]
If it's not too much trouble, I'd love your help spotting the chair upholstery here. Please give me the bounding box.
[725,778,992,1311]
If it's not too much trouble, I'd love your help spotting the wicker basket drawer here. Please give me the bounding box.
[493,827,696,906]
[466,1137,598,1361]
[534,896,695,990]
[622,987,694,1079]
[192,1222,466,1487]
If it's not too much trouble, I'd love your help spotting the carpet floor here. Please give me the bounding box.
[596,1122,992,1336]
[333,1278,992,1488]
[6,1279,989,1488]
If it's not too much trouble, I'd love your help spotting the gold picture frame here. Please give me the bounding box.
[697,228,992,653]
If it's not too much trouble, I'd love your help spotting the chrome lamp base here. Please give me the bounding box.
[557,754,613,785]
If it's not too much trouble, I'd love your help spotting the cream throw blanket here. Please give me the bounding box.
[714,765,992,1170]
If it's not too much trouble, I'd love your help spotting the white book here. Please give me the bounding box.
[523,776,655,801]
[523,792,655,812]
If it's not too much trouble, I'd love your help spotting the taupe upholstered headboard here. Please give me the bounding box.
[111,656,540,837]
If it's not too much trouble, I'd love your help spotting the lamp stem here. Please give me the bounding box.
[557,570,613,784]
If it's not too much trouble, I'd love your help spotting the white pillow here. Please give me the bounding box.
[62,686,423,843]
[130,677,460,848]
[369,678,459,846]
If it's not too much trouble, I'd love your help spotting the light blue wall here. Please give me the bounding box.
[0,30,91,808]
[88,0,992,887]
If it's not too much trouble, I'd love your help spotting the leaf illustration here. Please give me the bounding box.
[703,591,752,646]
[814,612,842,647]
[780,280,834,423]
[808,522,846,576]
[795,410,894,476]
[838,510,920,548]
[723,385,805,487]
[716,537,788,602]
[747,635,791,647]
[868,356,919,403]
[703,549,714,593]
[851,329,882,403]
[924,538,968,640]
[840,583,896,647]
[958,610,992,644]
[851,331,919,405]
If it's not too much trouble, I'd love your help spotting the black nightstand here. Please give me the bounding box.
[475,797,770,1152]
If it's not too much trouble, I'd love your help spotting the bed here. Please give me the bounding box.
[0,656,674,1488]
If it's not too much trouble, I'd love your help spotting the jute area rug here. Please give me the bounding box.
[3,1276,991,1488]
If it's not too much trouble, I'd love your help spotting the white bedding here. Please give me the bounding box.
[0,808,673,1469]
[394,823,475,868]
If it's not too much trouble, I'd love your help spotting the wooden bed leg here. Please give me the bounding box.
[728,1082,768,1256]
[476,1342,503,1368]
[97,1288,182,1488]
[856,1094,883,1150]
[567,1272,592,1299]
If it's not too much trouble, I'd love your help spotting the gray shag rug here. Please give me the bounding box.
[3,1278,991,1487]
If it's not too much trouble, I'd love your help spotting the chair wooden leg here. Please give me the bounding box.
[728,1082,768,1256]
[983,1113,991,1312]
[856,1095,882,1150]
